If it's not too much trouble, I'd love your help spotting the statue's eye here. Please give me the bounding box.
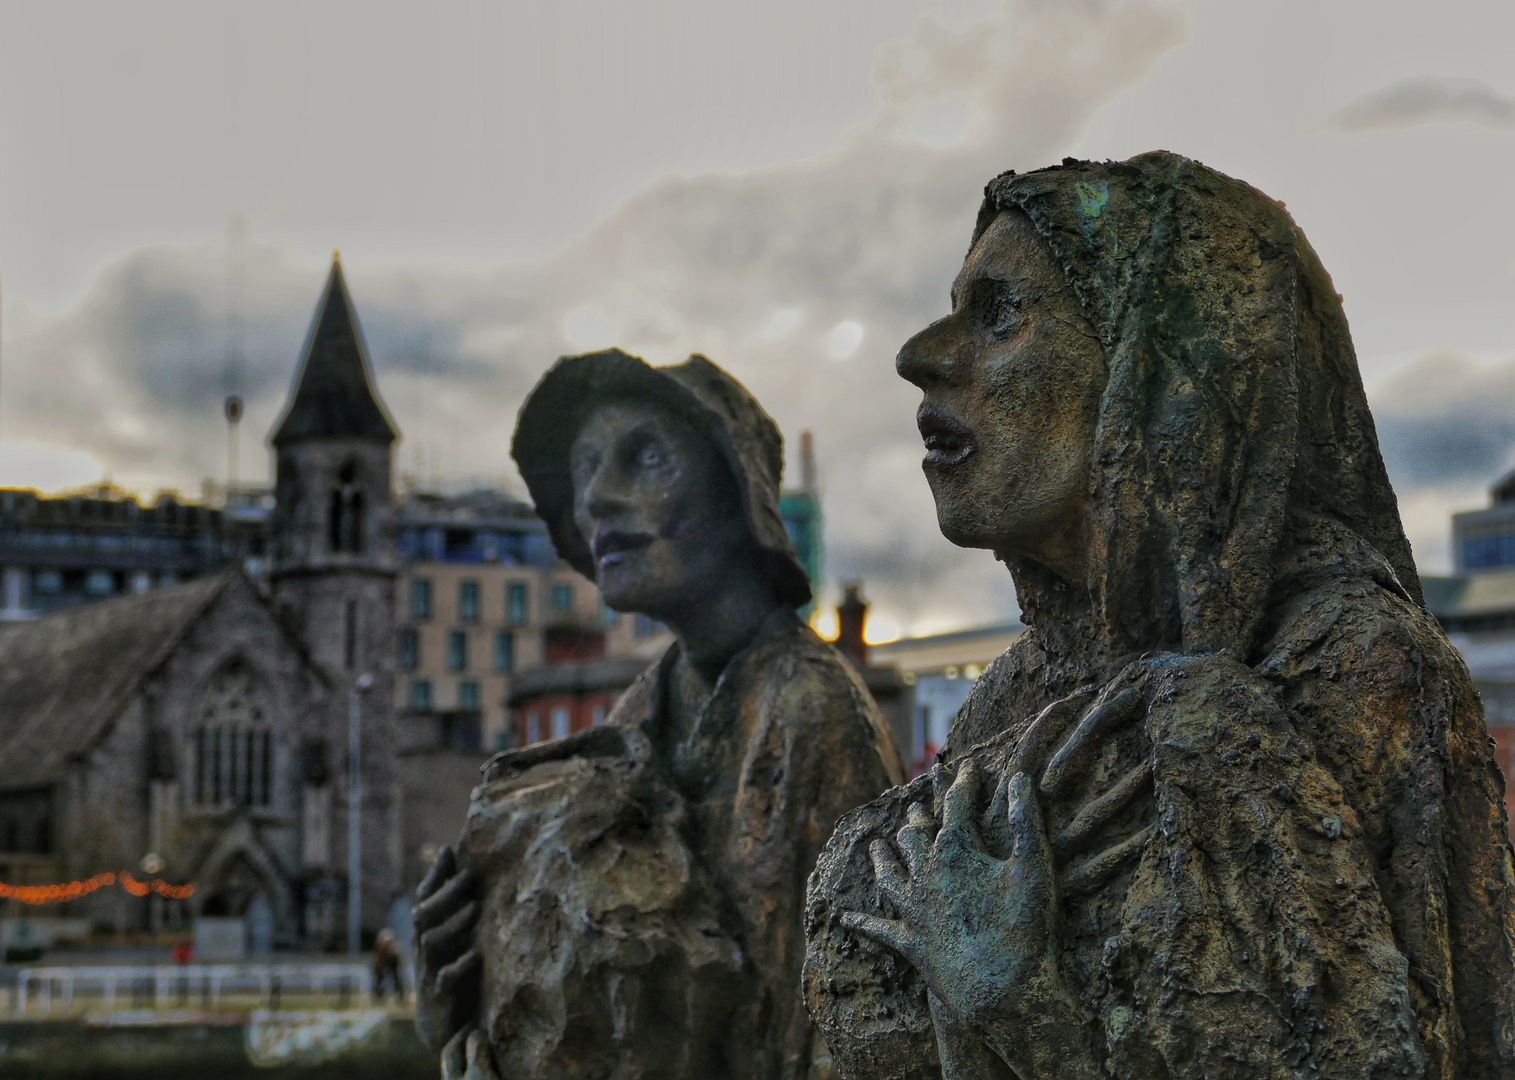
[635,442,664,469]
[968,279,1023,342]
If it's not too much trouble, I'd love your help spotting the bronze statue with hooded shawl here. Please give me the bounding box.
[804,152,1515,1079]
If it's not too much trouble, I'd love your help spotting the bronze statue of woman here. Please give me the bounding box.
[804,152,1515,1079]
[413,350,903,1079]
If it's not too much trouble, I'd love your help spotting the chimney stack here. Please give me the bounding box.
[835,583,868,667]
[800,431,817,492]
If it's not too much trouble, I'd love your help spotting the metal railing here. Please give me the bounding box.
[13,963,372,1018]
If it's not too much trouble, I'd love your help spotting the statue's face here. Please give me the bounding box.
[570,400,751,616]
[896,209,1105,581]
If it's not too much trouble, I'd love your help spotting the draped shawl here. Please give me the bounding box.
[803,152,1515,1080]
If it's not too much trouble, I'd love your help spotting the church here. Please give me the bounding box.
[0,257,403,948]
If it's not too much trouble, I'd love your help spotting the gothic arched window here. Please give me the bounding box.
[327,459,366,554]
[193,660,275,809]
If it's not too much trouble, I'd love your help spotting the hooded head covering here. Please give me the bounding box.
[975,151,1421,660]
[511,349,812,609]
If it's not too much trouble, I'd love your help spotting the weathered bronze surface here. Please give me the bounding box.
[413,350,903,1079]
[804,152,1515,1079]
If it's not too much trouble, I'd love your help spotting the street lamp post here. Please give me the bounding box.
[348,673,373,955]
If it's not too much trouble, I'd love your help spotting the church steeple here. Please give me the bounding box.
[271,253,398,447]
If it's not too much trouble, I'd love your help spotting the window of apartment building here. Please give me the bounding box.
[33,569,61,595]
[591,704,607,726]
[411,679,433,711]
[550,706,571,739]
[410,579,433,620]
[398,628,419,672]
[85,569,115,596]
[525,710,541,744]
[458,681,480,711]
[459,580,480,622]
[633,614,664,639]
[600,601,619,627]
[551,583,574,612]
[447,631,469,672]
[493,632,514,673]
[506,582,528,625]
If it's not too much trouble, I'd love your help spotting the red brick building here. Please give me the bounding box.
[508,656,649,746]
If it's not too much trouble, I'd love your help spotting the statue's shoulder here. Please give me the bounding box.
[762,617,881,718]
[1259,577,1472,694]
[739,616,904,781]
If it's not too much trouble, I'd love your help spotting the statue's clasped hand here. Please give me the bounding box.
[840,687,1153,1077]
[412,845,483,1054]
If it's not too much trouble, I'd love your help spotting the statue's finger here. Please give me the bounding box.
[1063,824,1154,894]
[981,770,1012,846]
[1042,686,1144,800]
[868,839,917,914]
[1006,772,1054,874]
[840,911,921,967]
[939,760,985,852]
[417,845,457,903]
[1007,691,1089,780]
[420,900,480,968]
[930,762,953,819]
[897,803,935,876]
[1053,761,1153,864]
[464,1026,502,1080]
[414,868,478,933]
[441,1025,471,1080]
[436,948,482,996]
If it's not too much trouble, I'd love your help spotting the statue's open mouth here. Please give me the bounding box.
[917,404,975,468]
[593,530,655,569]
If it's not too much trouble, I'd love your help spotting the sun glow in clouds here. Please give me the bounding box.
[827,320,863,359]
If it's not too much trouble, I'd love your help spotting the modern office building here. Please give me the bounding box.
[0,486,264,621]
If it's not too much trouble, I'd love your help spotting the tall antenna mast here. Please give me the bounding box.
[223,214,248,501]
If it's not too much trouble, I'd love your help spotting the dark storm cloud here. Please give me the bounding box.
[1328,76,1515,133]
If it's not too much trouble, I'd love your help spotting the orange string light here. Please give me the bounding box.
[0,872,194,906]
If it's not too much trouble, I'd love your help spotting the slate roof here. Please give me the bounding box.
[0,574,232,789]
[270,256,399,446]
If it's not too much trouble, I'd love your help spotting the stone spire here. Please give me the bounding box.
[271,253,397,447]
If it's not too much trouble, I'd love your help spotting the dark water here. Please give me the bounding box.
[0,1018,436,1079]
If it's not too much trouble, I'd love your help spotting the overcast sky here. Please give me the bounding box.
[1,0,1512,639]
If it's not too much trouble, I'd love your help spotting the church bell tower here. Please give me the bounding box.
[268,253,400,936]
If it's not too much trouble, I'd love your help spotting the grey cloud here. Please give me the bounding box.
[1369,350,1515,573]
[5,0,1188,636]
[1371,351,1515,478]
[1327,76,1515,133]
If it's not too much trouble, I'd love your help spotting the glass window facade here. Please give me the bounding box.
[493,632,514,673]
[506,582,528,625]
[446,631,468,672]
[410,578,433,620]
[458,681,479,710]
[411,679,433,710]
[459,580,480,621]
[551,583,574,611]
[398,628,419,672]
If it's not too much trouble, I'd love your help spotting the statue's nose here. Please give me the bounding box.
[895,316,958,389]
